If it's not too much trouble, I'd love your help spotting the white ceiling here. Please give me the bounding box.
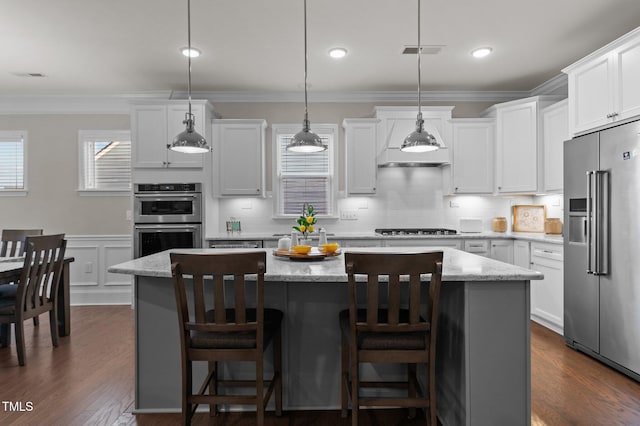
[2,0,640,97]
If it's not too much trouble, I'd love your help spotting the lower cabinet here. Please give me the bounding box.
[489,240,514,263]
[513,240,531,269]
[383,239,462,249]
[529,242,564,334]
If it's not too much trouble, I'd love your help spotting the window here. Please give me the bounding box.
[0,131,26,193]
[273,124,338,216]
[79,130,131,192]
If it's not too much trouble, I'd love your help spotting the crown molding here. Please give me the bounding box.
[529,74,568,97]
[0,75,567,114]
[184,90,531,103]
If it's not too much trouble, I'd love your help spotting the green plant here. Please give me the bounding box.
[293,204,317,239]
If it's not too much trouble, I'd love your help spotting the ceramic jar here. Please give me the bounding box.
[492,217,507,232]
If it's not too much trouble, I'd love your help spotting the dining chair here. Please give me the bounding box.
[170,251,283,426]
[340,251,444,426]
[0,229,45,326]
[0,234,66,366]
[0,229,44,258]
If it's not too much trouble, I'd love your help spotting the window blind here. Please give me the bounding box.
[277,134,332,215]
[0,135,24,190]
[81,136,131,190]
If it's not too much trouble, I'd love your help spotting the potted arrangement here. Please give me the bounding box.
[293,204,317,245]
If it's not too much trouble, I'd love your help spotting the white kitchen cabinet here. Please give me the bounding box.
[542,100,568,193]
[563,27,640,136]
[343,118,378,195]
[384,239,462,249]
[212,119,266,197]
[463,239,490,257]
[449,119,494,194]
[131,100,213,169]
[513,240,531,269]
[529,242,564,334]
[490,239,513,264]
[483,96,558,194]
[336,239,382,248]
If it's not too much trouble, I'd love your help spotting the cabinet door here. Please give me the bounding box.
[490,240,513,264]
[568,54,614,135]
[542,100,568,192]
[496,101,538,193]
[214,120,265,196]
[451,120,494,193]
[344,119,377,194]
[166,104,205,168]
[132,105,168,168]
[513,240,531,269]
[463,239,490,257]
[530,244,564,334]
[614,36,640,121]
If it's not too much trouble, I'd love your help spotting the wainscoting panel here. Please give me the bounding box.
[66,235,132,306]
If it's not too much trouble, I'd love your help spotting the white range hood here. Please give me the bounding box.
[374,106,452,167]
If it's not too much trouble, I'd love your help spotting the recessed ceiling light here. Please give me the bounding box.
[328,47,348,59]
[471,47,493,58]
[180,47,201,58]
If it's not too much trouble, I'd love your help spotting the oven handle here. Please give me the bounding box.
[134,194,198,199]
[135,224,200,230]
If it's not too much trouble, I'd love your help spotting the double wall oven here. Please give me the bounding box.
[133,183,202,258]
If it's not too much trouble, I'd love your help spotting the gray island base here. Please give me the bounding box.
[109,247,542,426]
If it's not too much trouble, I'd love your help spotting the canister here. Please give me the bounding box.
[492,217,507,232]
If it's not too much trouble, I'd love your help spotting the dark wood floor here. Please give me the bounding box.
[1,306,640,425]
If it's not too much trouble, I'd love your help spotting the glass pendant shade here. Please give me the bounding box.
[171,113,209,153]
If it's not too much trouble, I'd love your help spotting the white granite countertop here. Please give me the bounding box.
[108,247,543,282]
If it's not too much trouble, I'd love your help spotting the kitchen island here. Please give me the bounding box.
[109,247,542,426]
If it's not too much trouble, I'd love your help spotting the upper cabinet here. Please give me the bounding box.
[373,106,452,166]
[563,27,640,136]
[483,96,558,194]
[542,100,568,193]
[212,119,266,197]
[131,100,214,169]
[343,118,378,195]
[449,118,494,194]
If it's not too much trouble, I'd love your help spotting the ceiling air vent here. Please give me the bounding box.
[402,45,444,55]
[11,72,46,77]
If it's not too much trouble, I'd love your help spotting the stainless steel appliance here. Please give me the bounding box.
[374,228,457,236]
[564,119,640,381]
[133,183,203,258]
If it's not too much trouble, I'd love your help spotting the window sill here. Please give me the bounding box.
[78,189,131,197]
[0,190,27,197]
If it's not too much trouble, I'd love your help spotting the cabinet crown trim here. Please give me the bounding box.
[562,26,640,73]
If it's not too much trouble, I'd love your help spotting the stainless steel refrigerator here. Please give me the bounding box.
[564,119,640,381]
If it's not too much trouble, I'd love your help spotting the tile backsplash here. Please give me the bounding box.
[210,168,564,235]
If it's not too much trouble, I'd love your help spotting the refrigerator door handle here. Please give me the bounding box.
[595,170,609,275]
[586,171,594,274]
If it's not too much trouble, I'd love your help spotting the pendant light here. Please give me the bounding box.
[169,0,210,154]
[286,0,327,153]
[400,0,440,153]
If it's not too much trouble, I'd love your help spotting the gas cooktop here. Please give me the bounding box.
[374,228,458,236]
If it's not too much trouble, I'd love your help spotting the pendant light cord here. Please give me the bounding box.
[303,0,309,129]
[187,0,193,117]
[417,0,422,121]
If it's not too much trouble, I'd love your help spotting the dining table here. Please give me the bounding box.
[0,257,75,343]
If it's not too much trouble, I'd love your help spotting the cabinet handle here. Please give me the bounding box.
[543,250,554,254]
[498,186,502,190]
[256,189,260,192]
[612,112,618,118]
[455,187,459,191]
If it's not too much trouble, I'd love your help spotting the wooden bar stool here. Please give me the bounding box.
[170,251,283,426]
[340,251,444,426]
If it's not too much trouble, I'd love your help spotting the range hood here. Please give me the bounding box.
[374,106,452,167]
